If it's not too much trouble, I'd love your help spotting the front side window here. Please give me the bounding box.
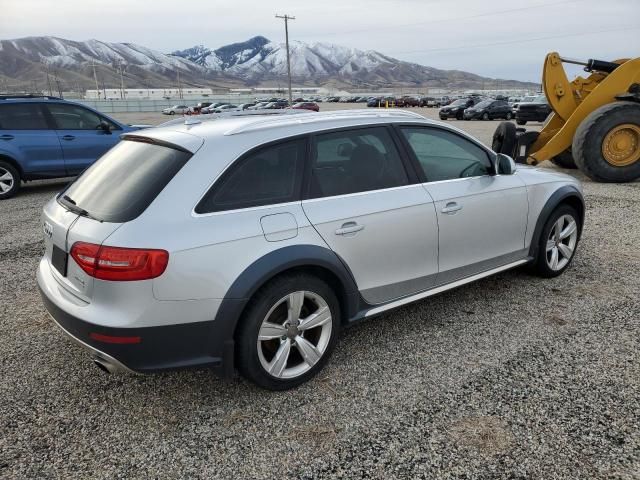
[400,127,492,182]
[47,104,105,130]
[309,127,408,198]
[0,103,49,130]
[196,138,305,213]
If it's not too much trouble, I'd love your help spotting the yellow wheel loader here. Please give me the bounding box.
[492,52,640,182]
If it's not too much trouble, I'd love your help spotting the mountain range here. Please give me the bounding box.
[0,35,537,92]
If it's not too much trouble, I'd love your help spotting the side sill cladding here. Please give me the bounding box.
[528,185,585,258]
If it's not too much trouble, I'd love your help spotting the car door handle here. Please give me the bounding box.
[61,135,75,141]
[0,134,14,140]
[441,202,463,214]
[335,222,364,236]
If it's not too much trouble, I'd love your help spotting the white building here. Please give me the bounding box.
[85,88,214,100]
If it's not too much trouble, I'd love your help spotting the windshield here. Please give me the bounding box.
[533,95,548,103]
[59,139,191,223]
[450,99,468,106]
[475,100,493,108]
[521,96,536,103]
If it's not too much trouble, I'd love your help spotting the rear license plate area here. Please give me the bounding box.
[51,245,68,276]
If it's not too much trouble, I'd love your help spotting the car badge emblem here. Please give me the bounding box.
[43,221,53,239]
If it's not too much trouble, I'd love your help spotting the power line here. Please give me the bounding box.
[384,25,640,56]
[296,0,582,39]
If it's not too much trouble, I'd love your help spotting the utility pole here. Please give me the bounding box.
[275,13,295,104]
[91,61,100,99]
[177,69,183,99]
[117,61,126,99]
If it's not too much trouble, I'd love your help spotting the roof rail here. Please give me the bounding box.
[224,109,426,136]
[0,94,63,100]
[158,108,309,128]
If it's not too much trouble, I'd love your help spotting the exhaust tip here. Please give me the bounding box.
[93,357,116,374]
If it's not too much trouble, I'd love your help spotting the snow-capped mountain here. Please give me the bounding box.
[171,36,448,84]
[0,35,537,90]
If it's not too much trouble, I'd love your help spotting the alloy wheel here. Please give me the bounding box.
[257,291,333,379]
[0,167,15,194]
[546,214,578,271]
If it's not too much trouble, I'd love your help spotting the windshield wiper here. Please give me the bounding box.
[60,195,103,222]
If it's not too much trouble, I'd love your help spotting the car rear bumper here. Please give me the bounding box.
[37,258,234,375]
[39,283,228,373]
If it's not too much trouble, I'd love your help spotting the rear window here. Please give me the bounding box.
[60,139,191,222]
[0,103,49,130]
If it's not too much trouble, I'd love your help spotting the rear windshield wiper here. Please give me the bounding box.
[60,195,103,222]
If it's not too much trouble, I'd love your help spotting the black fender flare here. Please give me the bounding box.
[211,244,360,376]
[528,185,585,259]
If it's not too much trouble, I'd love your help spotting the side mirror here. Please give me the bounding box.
[98,121,112,134]
[495,153,516,175]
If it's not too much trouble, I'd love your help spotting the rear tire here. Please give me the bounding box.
[506,112,513,120]
[530,205,580,278]
[482,112,490,121]
[492,121,517,157]
[572,101,640,182]
[550,150,577,169]
[236,274,341,390]
[0,160,20,200]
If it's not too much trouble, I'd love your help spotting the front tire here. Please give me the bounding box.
[482,112,490,121]
[169,111,175,115]
[531,205,580,278]
[0,160,20,200]
[573,101,640,182]
[517,120,527,126]
[506,112,513,120]
[236,274,340,390]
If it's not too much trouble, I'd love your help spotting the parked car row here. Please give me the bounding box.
[438,94,550,123]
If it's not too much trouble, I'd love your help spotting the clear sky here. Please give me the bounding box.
[2,0,638,82]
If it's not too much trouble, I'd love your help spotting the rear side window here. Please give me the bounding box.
[47,103,107,130]
[0,103,49,130]
[60,140,191,222]
[196,138,305,213]
[401,127,492,182]
[309,127,408,198]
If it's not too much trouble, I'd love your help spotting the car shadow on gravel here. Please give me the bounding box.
[18,178,72,198]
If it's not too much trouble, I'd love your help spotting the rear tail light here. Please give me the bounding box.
[70,242,168,281]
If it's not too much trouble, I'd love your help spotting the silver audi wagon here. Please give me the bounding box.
[38,110,584,389]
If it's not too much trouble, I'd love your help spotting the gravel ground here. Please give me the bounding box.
[0,108,638,479]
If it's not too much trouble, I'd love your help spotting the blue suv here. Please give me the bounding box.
[0,95,144,199]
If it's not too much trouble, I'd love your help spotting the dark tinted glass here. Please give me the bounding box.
[310,127,408,198]
[401,127,492,182]
[0,103,49,130]
[47,103,105,130]
[61,140,190,222]
[196,138,305,213]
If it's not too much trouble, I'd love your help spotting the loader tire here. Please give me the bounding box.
[492,121,518,158]
[550,150,577,169]
[573,101,640,182]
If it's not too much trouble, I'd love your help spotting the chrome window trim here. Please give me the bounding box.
[301,183,424,204]
[192,199,303,218]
